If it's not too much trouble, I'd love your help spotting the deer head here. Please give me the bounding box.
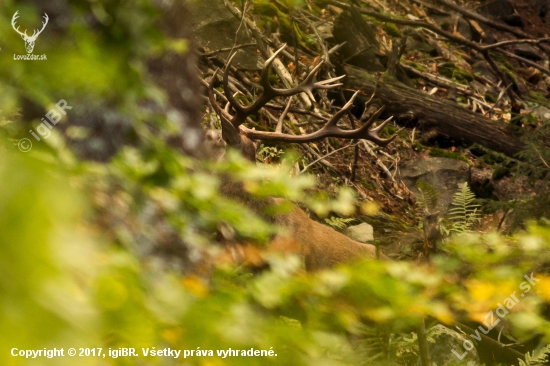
[207,44,399,161]
[12,11,49,54]
[206,45,398,269]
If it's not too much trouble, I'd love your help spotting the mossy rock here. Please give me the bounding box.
[475,178,495,199]
[429,147,470,164]
[503,67,518,86]
[492,166,511,180]
[384,23,401,37]
[413,142,425,151]
[409,62,427,73]
[484,92,498,103]
[440,21,451,31]
[253,0,279,16]
[437,62,473,85]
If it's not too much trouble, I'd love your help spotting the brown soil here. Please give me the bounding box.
[512,0,550,37]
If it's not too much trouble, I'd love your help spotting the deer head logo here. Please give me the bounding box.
[11,11,49,54]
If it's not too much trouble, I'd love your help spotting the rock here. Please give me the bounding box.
[503,13,524,27]
[416,324,481,366]
[406,35,437,54]
[345,223,374,243]
[514,43,546,61]
[385,232,422,256]
[332,10,385,72]
[470,168,495,199]
[471,80,488,96]
[472,61,499,83]
[476,0,515,20]
[313,21,333,41]
[190,0,262,70]
[399,157,471,215]
[530,106,550,121]
[472,61,498,84]
[531,0,550,25]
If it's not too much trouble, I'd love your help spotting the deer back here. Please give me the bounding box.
[204,129,388,270]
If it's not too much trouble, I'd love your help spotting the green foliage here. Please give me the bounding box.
[324,216,357,231]
[470,143,518,168]
[448,183,481,234]
[6,134,550,364]
[526,91,550,107]
[257,145,284,163]
[517,345,550,366]
[415,179,439,214]
[5,1,550,364]
[492,166,512,180]
[380,125,397,138]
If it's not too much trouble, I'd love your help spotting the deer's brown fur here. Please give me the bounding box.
[205,128,386,271]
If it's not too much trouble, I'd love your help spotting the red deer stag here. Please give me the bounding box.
[207,45,398,270]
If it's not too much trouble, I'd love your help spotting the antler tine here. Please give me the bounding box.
[219,45,290,128]
[325,90,360,127]
[208,70,243,146]
[240,90,400,146]
[258,44,288,93]
[347,105,400,145]
[31,13,48,38]
[259,44,344,103]
[356,115,399,146]
[222,52,246,117]
[285,61,344,103]
[209,44,400,148]
[208,69,233,125]
[217,43,348,128]
[11,11,28,37]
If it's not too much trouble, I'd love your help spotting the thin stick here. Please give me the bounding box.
[276,97,293,133]
[496,49,550,77]
[201,43,257,57]
[485,84,512,116]
[300,142,360,174]
[418,318,431,366]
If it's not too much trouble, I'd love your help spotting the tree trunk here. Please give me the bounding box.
[343,65,525,157]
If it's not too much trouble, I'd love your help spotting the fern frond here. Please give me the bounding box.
[517,344,550,366]
[415,179,439,213]
[448,182,481,234]
[324,217,356,231]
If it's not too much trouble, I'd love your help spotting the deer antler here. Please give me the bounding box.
[241,91,397,146]
[11,11,28,38]
[208,44,399,147]
[209,44,344,128]
[30,13,49,40]
[11,11,48,40]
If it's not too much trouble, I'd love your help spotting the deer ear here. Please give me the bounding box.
[221,119,242,147]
